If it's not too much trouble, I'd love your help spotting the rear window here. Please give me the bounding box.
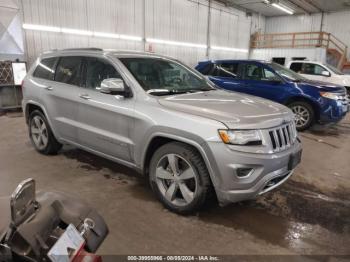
[33,57,57,80]
[55,56,83,86]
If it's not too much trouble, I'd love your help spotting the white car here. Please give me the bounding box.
[287,60,350,93]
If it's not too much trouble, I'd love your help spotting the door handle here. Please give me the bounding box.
[44,86,53,91]
[79,94,91,100]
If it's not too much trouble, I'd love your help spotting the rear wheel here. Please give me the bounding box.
[149,142,212,214]
[288,101,315,131]
[29,110,62,155]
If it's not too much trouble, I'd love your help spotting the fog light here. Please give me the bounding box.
[236,168,253,178]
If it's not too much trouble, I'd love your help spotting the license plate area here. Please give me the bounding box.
[47,224,85,262]
[288,150,302,171]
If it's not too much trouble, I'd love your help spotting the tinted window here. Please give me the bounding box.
[300,63,327,76]
[33,57,57,80]
[85,58,121,90]
[55,57,83,86]
[199,63,214,75]
[290,62,303,73]
[212,63,238,78]
[243,64,279,81]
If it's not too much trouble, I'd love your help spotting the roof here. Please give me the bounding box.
[198,59,269,64]
[41,48,174,60]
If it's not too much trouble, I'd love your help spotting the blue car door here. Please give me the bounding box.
[207,62,247,93]
[241,62,286,103]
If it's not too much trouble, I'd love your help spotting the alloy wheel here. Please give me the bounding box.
[155,154,198,207]
[30,115,48,150]
[291,105,310,129]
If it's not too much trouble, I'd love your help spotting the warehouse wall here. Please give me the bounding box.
[21,0,255,67]
[265,11,350,57]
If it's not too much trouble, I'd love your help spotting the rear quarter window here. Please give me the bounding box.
[33,57,58,80]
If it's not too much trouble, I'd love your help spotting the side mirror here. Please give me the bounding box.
[321,70,331,77]
[100,78,126,95]
[10,178,36,226]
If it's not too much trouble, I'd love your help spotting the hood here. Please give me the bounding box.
[333,74,350,86]
[297,79,347,93]
[157,90,294,129]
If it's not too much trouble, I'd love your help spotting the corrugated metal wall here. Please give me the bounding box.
[250,47,327,65]
[21,0,254,67]
[265,14,321,34]
[265,11,350,58]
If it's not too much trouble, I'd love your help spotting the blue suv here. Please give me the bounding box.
[196,60,349,131]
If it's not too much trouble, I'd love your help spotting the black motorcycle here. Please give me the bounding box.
[0,178,108,262]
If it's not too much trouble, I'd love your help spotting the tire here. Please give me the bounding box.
[149,142,212,215]
[288,101,315,131]
[28,110,62,155]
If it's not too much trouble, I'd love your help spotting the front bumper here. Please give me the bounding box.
[319,97,349,124]
[204,140,302,206]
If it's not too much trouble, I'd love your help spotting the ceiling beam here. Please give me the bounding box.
[302,0,323,12]
[284,0,310,14]
[215,0,260,14]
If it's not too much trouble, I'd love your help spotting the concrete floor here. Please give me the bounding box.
[0,113,349,257]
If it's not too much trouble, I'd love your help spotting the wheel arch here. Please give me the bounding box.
[141,133,219,190]
[24,101,60,140]
[284,96,320,121]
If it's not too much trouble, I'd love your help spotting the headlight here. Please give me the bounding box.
[320,92,341,100]
[218,129,262,145]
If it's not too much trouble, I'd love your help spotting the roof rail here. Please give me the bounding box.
[60,48,103,51]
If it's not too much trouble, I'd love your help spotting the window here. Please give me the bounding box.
[84,58,121,90]
[243,64,279,81]
[119,58,213,92]
[300,63,327,76]
[199,63,214,75]
[33,57,57,80]
[212,63,238,78]
[55,57,83,86]
[290,62,303,73]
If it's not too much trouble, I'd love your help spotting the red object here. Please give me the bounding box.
[71,244,102,262]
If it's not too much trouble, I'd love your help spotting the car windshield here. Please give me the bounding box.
[269,62,307,82]
[323,63,344,75]
[119,57,215,95]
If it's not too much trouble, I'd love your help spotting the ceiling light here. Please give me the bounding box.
[93,32,120,38]
[146,38,207,49]
[23,24,60,32]
[211,46,249,53]
[271,3,294,14]
[61,28,93,36]
[119,35,143,41]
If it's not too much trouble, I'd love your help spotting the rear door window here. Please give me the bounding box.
[33,57,58,80]
[289,62,303,73]
[55,57,83,86]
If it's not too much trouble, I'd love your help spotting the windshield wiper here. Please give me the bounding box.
[146,89,188,96]
[147,87,215,96]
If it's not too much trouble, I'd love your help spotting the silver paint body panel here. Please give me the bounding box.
[22,49,302,205]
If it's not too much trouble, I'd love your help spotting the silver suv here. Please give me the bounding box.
[22,48,302,214]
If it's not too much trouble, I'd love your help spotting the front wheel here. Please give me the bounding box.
[149,142,212,215]
[288,101,315,131]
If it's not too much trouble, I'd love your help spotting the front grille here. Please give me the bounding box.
[268,122,296,152]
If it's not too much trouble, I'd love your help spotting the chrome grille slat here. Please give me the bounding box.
[266,122,297,152]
